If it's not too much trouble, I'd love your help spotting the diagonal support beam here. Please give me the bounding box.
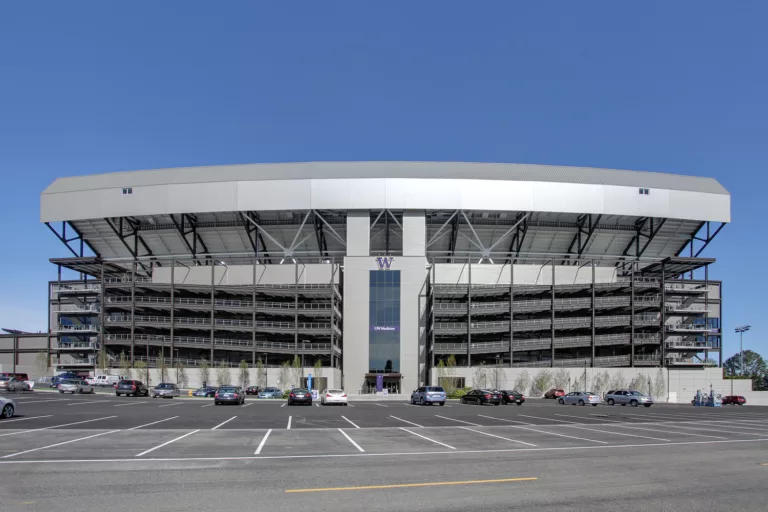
[487,213,530,252]
[506,213,529,264]
[314,212,328,257]
[637,218,666,258]
[313,210,346,248]
[45,221,101,258]
[104,218,156,273]
[170,214,210,265]
[239,212,271,264]
[427,210,459,248]
[448,214,459,261]
[460,210,487,254]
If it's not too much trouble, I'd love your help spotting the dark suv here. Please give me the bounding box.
[115,380,150,397]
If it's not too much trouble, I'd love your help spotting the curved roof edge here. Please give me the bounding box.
[42,161,729,196]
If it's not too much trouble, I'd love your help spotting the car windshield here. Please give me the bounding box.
[264,388,279,392]
[219,387,237,393]
[156,384,173,389]
[293,389,309,393]
[64,380,80,384]
[328,389,344,394]
[426,387,444,392]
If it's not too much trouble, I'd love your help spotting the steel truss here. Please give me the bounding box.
[104,217,160,272]
[675,221,727,258]
[45,221,100,258]
[171,213,210,265]
[619,217,667,262]
[562,214,602,265]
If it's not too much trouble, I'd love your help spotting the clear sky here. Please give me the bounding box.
[0,2,765,360]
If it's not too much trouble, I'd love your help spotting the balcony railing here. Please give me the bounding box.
[53,324,99,333]
[107,295,338,314]
[52,283,101,295]
[104,315,339,334]
[105,333,339,353]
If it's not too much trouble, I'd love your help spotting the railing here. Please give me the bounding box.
[54,304,101,314]
[56,342,98,350]
[434,295,662,314]
[664,303,707,313]
[107,295,336,313]
[105,315,337,332]
[104,276,153,284]
[664,283,707,293]
[665,323,716,332]
[54,324,99,333]
[665,341,720,350]
[435,314,660,332]
[433,333,661,353]
[52,283,101,295]
[105,333,339,353]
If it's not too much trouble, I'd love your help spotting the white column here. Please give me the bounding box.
[346,210,370,256]
[402,210,426,256]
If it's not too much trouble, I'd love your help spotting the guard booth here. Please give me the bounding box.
[364,373,402,394]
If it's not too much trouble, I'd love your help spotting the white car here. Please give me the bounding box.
[0,377,31,392]
[58,379,95,394]
[558,391,601,406]
[0,397,16,418]
[321,389,348,406]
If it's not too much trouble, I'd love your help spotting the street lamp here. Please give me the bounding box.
[735,325,751,376]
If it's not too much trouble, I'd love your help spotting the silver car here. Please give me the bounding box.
[558,391,601,406]
[58,379,95,394]
[604,390,654,407]
[0,397,16,418]
[0,377,30,392]
[152,383,181,398]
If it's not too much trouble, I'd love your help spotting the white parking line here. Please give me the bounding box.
[211,417,237,430]
[315,403,320,407]
[114,402,143,407]
[127,416,179,430]
[12,398,72,404]
[241,403,253,408]
[400,428,456,450]
[519,414,578,424]
[434,415,480,426]
[341,416,360,429]
[375,403,388,407]
[617,424,728,439]
[0,416,117,438]
[338,428,365,452]
[564,425,670,442]
[555,413,622,423]
[477,414,532,425]
[158,403,182,408]
[389,415,423,428]
[255,429,272,455]
[0,415,52,424]
[508,425,608,444]
[683,420,768,432]
[287,416,292,430]
[135,430,200,457]
[659,422,765,437]
[459,427,537,447]
[2,430,121,459]
[201,404,214,408]
[67,401,109,406]
[280,403,287,408]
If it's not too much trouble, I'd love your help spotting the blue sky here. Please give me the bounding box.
[0,2,765,360]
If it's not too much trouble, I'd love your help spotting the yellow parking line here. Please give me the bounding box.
[285,477,537,493]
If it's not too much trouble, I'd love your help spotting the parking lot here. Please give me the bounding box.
[1,392,767,463]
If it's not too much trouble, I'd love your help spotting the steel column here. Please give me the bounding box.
[467,260,472,367]
[430,260,436,370]
[210,265,215,363]
[170,260,175,367]
[551,260,555,367]
[660,261,666,367]
[252,260,257,366]
[99,261,106,371]
[330,262,335,369]
[46,273,51,370]
[704,263,710,364]
[630,264,635,367]
[718,278,723,368]
[509,263,514,367]
[294,261,299,358]
[131,261,136,363]
[591,260,596,367]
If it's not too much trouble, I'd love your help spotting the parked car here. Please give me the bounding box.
[321,389,348,406]
[559,391,601,406]
[604,390,654,407]
[460,389,502,405]
[58,379,95,394]
[50,372,80,388]
[115,380,150,397]
[0,372,29,381]
[410,386,447,406]
[193,386,218,397]
[0,377,31,392]
[152,383,181,398]
[92,375,122,387]
[258,387,283,399]
[288,388,312,406]
[500,389,525,405]
[215,386,245,405]
[544,388,566,399]
[722,395,747,406]
[0,397,16,418]
[245,386,262,396]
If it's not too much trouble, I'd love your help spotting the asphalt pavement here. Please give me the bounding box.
[1,392,766,511]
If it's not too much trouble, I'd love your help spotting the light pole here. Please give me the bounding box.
[735,325,751,376]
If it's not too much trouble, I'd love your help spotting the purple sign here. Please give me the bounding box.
[370,326,400,332]
[376,374,384,392]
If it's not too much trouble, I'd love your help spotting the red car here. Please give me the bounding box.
[544,388,565,399]
[722,395,746,405]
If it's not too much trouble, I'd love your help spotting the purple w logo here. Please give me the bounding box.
[375,257,394,270]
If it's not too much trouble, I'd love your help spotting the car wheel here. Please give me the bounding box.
[516,401,522,406]
[578,400,585,406]
[644,404,652,408]
[439,402,445,406]
[592,404,598,406]
[558,398,565,405]
[630,400,639,407]
[1,404,13,418]
[621,403,626,406]
[607,398,615,405]
[419,397,425,406]
[59,390,63,394]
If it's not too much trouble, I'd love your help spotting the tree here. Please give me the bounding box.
[199,358,210,387]
[35,351,49,378]
[134,360,149,386]
[573,373,586,392]
[256,358,266,388]
[175,360,188,388]
[291,355,302,388]
[513,370,530,393]
[653,368,666,399]
[97,347,108,375]
[592,371,611,397]
[703,358,718,367]
[238,360,250,389]
[119,351,131,379]
[157,353,168,383]
[279,360,291,390]
[530,370,553,396]
[627,375,645,392]
[723,350,767,388]
[472,362,487,389]
[216,360,231,386]
[444,355,458,395]
[490,365,505,390]
[313,359,324,380]
[553,369,570,390]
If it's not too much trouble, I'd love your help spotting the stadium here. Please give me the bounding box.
[39,161,729,394]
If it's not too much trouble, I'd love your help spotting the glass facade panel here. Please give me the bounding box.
[369,270,401,373]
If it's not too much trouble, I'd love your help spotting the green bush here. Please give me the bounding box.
[447,387,472,399]
[282,391,291,399]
